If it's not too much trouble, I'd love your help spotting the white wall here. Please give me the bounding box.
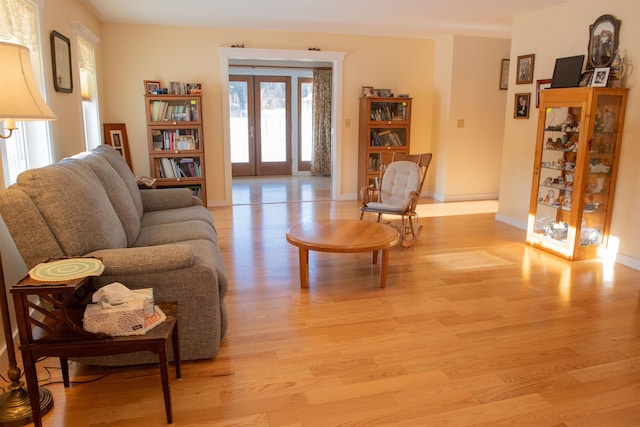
[430,35,511,201]
[497,1,640,266]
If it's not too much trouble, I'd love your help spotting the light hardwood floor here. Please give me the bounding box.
[24,197,640,426]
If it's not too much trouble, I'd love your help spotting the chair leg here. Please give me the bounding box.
[402,214,422,247]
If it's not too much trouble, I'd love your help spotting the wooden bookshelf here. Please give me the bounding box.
[145,94,206,205]
[358,96,412,195]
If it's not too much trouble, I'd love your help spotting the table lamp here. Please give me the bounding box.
[0,41,56,425]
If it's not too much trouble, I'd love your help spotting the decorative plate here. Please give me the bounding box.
[29,258,105,282]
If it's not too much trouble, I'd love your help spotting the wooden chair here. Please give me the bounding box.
[360,152,432,247]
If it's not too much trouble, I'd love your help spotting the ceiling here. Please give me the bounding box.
[84,0,572,39]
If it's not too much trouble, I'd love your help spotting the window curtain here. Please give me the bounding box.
[77,37,95,101]
[311,69,332,176]
[0,0,38,50]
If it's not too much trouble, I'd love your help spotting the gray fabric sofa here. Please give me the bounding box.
[0,144,227,366]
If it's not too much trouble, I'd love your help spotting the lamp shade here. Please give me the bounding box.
[0,41,56,121]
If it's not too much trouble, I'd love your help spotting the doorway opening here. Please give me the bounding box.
[218,48,346,206]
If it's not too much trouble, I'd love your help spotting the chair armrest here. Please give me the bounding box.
[86,244,193,275]
[407,191,421,212]
[140,188,199,212]
[360,185,381,206]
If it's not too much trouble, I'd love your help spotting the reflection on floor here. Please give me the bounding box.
[232,175,331,205]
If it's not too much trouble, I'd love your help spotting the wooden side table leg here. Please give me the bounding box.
[172,320,181,380]
[158,345,173,424]
[298,248,309,288]
[379,248,389,288]
[21,350,42,427]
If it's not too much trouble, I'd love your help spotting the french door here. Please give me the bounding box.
[229,75,292,176]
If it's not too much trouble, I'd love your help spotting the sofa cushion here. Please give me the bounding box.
[134,220,217,248]
[141,205,215,229]
[0,188,66,268]
[15,161,127,255]
[65,153,141,246]
[92,144,144,218]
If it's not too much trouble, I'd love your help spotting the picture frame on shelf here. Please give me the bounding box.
[500,59,510,90]
[188,83,202,94]
[362,86,374,97]
[144,80,161,94]
[51,31,72,93]
[514,93,530,119]
[380,88,392,97]
[579,70,594,87]
[103,123,132,170]
[591,67,610,87]
[535,79,551,108]
[587,14,620,70]
[516,54,535,85]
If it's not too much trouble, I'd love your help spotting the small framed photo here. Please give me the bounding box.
[144,80,161,94]
[514,93,530,119]
[188,83,202,94]
[579,71,594,87]
[103,123,132,170]
[380,88,392,97]
[591,67,610,87]
[499,59,509,90]
[516,54,535,85]
[535,79,552,108]
[362,86,374,97]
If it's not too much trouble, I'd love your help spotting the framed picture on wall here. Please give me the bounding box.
[103,123,133,170]
[500,59,510,90]
[535,79,552,108]
[51,31,72,93]
[514,93,530,119]
[516,54,535,85]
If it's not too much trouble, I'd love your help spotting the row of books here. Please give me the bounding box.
[370,105,406,121]
[368,156,382,172]
[371,130,405,147]
[149,101,199,122]
[151,129,199,151]
[154,158,201,179]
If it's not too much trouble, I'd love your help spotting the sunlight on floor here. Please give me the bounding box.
[415,200,499,217]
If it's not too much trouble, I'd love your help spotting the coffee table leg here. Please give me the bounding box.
[379,248,389,288]
[298,248,309,288]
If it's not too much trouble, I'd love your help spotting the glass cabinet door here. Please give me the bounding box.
[532,105,582,249]
[579,93,623,247]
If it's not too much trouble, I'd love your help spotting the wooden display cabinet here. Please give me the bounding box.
[145,94,207,205]
[358,96,412,194]
[526,87,627,260]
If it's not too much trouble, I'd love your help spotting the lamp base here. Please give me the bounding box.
[0,385,53,427]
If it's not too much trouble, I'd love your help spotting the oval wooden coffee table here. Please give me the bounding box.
[286,219,400,288]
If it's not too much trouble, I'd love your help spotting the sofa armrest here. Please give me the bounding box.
[140,188,201,212]
[87,244,193,275]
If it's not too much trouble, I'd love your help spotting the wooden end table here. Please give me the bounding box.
[286,219,400,288]
[10,276,180,426]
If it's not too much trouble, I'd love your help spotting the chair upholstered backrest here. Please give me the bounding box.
[379,160,421,208]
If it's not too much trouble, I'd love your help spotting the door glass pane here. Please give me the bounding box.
[300,82,313,162]
[260,82,286,162]
[229,81,249,163]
